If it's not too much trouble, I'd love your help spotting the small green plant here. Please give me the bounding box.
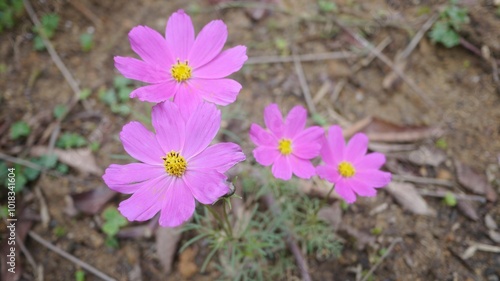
[102,207,128,248]
[429,0,469,48]
[435,138,448,150]
[53,104,67,120]
[56,132,87,149]
[10,121,30,140]
[79,33,94,52]
[99,76,134,116]
[33,13,60,51]
[0,154,59,192]
[443,192,457,207]
[53,225,67,238]
[74,269,85,281]
[0,0,23,33]
[79,88,92,100]
[318,0,338,13]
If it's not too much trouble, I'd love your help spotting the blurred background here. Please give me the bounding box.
[1,0,500,280]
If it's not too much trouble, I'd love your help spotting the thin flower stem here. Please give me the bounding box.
[315,184,335,217]
[205,205,226,232]
[222,200,233,239]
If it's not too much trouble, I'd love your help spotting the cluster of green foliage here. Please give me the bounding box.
[33,13,59,51]
[99,76,134,116]
[101,206,128,248]
[0,0,23,33]
[183,172,342,281]
[429,0,469,48]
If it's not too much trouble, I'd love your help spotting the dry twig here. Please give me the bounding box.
[28,231,117,281]
[246,51,360,65]
[292,47,316,114]
[360,238,402,281]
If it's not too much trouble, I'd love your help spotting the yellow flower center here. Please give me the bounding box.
[338,161,356,178]
[170,60,192,82]
[163,151,187,177]
[278,139,293,155]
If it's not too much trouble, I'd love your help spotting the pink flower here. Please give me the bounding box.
[316,126,391,203]
[114,9,247,117]
[102,101,245,227]
[249,104,323,180]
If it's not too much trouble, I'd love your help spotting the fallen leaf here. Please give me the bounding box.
[385,182,436,215]
[457,200,479,221]
[485,214,498,230]
[318,201,343,230]
[70,187,117,215]
[361,117,441,143]
[455,160,497,202]
[30,146,102,176]
[407,146,446,167]
[156,226,182,274]
[128,264,142,281]
[488,230,500,243]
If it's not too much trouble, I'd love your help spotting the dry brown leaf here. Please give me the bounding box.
[488,230,500,243]
[361,117,441,143]
[70,187,117,215]
[178,247,199,278]
[457,200,479,221]
[385,182,436,215]
[30,146,102,175]
[318,201,343,230]
[485,214,498,230]
[156,227,182,274]
[455,160,497,202]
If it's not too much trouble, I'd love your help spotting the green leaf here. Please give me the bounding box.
[75,269,85,281]
[89,141,100,152]
[79,33,93,52]
[113,76,131,89]
[79,88,91,100]
[10,121,30,140]
[318,0,337,13]
[443,192,457,207]
[56,133,87,149]
[56,163,69,174]
[117,87,132,102]
[104,236,119,248]
[429,21,460,48]
[102,222,120,237]
[111,104,131,116]
[53,104,67,119]
[99,89,116,106]
[311,113,328,126]
[33,36,45,51]
[40,13,59,38]
[24,166,40,181]
[38,154,58,169]
[14,173,27,192]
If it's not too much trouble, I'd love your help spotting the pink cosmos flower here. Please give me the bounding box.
[102,101,245,227]
[114,9,247,117]
[249,104,323,180]
[316,126,391,203]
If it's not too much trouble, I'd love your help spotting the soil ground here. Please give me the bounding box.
[1,0,500,280]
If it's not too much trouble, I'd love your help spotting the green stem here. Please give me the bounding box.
[314,184,335,217]
[222,200,233,239]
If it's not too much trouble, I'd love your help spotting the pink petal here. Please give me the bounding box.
[182,102,221,158]
[165,9,194,60]
[128,25,173,68]
[118,175,171,222]
[289,155,316,179]
[319,136,334,165]
[188,78,241,106]
[253,146,279,166]
[188,20,227,69]
[284,106,307,139]
[345,133,368,163]
[159,178,195,227]
[114,56,168,83]
[249,123,278,147]
[264,104,284,138]
[130,82,177,103]
[355,170,391,188]
[152,102,185,153]
[356,153,386,169]
[120,121,164,165]
[103,163,165,194]
[346,178,377,197]
[292,126,323,159]
[334,179,357,203]
[173,84,204,121]
[194,46,248,79]
[316,164,341,184]
[326,125,345,165]
[183,169,228,204]
[272,156,292,180]
[189,142,245,173]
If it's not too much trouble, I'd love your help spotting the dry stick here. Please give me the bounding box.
[263,194,311,281]
[360,238,402,281]
[332,18,435,107]
[351,37,392,74]
[246,51,360,65]
[399,13,439,59]
[292,47,316,114]
[392,174,455,188]
[17,236,39,280]
[28,231,117,281]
